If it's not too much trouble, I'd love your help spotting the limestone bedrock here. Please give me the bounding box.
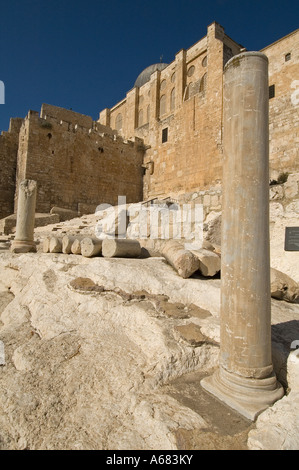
[0,250,298,450]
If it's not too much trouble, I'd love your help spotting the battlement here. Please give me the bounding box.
[11,104,145,216]
[41,103,93,129]
[22,104,144,148]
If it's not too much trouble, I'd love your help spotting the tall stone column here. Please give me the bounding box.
[201,52,283,420]
[11,179,37,253]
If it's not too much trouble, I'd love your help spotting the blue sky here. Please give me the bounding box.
[0,0,298,131]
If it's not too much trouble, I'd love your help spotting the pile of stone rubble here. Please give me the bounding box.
[40,231,299,305]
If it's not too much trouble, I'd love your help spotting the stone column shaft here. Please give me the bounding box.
[11,179,37,253]
[201,52,283,420]
[221,53,272,378]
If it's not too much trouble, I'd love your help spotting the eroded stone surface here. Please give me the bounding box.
[0,253,221,449]
[0,251,298,450]
[271,267,299,303]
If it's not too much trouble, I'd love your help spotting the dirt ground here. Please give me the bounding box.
[163,369,255,450]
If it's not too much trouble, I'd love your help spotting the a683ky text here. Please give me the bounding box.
[106,454,193,467]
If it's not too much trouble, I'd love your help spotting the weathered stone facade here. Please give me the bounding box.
[13,104,144,218]
[100,23,243,200]
[0,22,298,220]
[0,118,23,218]
[262,29,299,178]
[100,23,299,201]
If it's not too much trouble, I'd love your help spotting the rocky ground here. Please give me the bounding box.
[0,207,298,450]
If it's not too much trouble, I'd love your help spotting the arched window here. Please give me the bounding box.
[115,113,122,131]
[160,95,166,116]
[183,84,191,101]
[160,79,166,91]
[138,109,143,127]
[170,88,175,111]
[199,73,207,94]
[187,65,195,77]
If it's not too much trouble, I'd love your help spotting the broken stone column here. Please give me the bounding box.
[201,52,283,420]
[62,235,75,254]
[71,238,82,255]
[49,236,63,253]
[161,240,199,278]
[102,238,141,258]
[42,237,50,253]
[81,237,102,257]
[11,180,37,253]
[62,235,84,254]
[191,248,221,277]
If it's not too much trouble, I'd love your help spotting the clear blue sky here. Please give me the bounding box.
[0,0,298,132]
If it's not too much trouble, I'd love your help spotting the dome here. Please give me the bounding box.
[134,63,168,88]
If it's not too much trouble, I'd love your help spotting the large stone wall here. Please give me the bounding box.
[141,21,239,199]
[14,107,144,215]
[0,118,23,219]
[100,23,299,202]
[262,29,299,179]
[176,172,299,218]
[99,23,243,200]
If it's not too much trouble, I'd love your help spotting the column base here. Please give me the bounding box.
[10,240,36,253]
[201,367,284,421]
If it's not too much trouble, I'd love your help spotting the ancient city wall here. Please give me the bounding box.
[0,118,23,219]
[40,103,93,129]
[14,107,144,215]
[99,22,243,201]
[262,29,299,178]
[177,171,299,218]
[139,23,241,200]
[99,24,298,202]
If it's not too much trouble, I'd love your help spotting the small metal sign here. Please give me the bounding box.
[285,227,299,251]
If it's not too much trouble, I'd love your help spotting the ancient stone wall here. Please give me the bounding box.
[14,108,144,215]
[99,23,243,200]
[99,24,298,202]
[0,118,23,219]
[176,172,299,222]
[40,103,93,129]
[140,24,241,200]
[262,29,299,179]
